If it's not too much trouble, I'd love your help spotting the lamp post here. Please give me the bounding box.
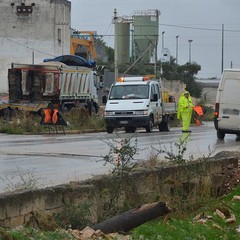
[176,35,179,64]
[162,31,165,50]
[113,8,118,81]
[188,39,193,63]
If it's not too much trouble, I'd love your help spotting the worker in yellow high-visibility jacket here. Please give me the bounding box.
[177,90,194,133]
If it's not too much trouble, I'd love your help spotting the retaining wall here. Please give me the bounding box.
[0,155,238,228]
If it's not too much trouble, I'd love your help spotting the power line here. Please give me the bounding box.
[160,23,240,32]
[0,35,57,57]
[1,22,240,55]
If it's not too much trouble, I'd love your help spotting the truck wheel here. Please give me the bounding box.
[145,117,153,133]
[125,127,136,133]
[159,117,170,132]
[106,126,114,133]
[217,130,225,140]
[3,108,11,120]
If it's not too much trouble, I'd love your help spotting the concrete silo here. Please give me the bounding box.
[133,10,160,63]
[116,21,131,65]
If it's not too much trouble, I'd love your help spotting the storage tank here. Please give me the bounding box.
[116,22,130,64]
[133,10,160,63]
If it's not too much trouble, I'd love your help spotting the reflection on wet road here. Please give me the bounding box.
[0,121,239,193]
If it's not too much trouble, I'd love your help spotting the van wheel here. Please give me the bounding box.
[106,126,114,133]
[145,117,153,133]
[217,130,225,140]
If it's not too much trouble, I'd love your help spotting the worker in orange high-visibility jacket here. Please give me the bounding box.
[177,90,194,133]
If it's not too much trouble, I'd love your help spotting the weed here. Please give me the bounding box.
[0,111,43,134]
[62,108,105,131]
[99,135,139,219]
[152,136,214,212]
[0,108,105,134]
[102,136,138,176]
[54,203,92,230]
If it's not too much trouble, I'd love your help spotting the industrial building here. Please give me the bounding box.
[0,0,71,92]
[115,9,160,65]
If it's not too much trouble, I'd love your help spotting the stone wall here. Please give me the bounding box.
[0,155,238,229]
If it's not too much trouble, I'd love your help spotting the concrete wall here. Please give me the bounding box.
[0,0,71,92]
[0,155,238,229]
[196,79,220,104]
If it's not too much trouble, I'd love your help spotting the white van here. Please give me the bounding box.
[103,76,177,133]
[214,69,240,139]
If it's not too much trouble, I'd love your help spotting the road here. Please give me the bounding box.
[0,121,240,193]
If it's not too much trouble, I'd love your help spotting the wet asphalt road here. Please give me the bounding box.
[0,121,239,193]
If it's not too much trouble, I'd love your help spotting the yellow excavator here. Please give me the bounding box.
[70,30,97,61]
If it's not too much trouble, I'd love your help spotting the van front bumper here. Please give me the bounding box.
[105,116,150,128]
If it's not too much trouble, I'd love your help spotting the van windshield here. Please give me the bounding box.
[109,85,149,100]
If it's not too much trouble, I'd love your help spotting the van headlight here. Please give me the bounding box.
[105,111,115,116]
[135,110,148,115]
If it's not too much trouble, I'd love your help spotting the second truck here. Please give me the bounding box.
[0,56,103,118]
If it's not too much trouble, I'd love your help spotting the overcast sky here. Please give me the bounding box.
[70,0,240,79]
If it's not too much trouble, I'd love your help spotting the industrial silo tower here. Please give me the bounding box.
[133,10,160,64]
[116,20,131,65]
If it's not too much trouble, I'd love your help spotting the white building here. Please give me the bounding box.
[0,0,71,92]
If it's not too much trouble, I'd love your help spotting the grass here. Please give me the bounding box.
[5,228,74,240]
[0,100,214,134]
[0,108,105,134]
[131,185,240,240]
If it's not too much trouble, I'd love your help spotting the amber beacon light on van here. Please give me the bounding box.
[117,75,156,82]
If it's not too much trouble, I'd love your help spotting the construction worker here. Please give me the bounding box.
[177,90,194,133]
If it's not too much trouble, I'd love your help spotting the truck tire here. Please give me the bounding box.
[159,116,170,132]
[217,130,225,140]
[106,126,114,133]
[3,108,11,120]
[145,116,153,133]
[125,127,136,133]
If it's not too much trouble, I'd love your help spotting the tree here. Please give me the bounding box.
[161,57,202,98]
[96,44,202,98]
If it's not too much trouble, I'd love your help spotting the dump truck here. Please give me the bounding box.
[0,60,103,118]
[103,75,178,133]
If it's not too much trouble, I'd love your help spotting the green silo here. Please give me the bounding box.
[133,10,160,63]
[116,22,131,64]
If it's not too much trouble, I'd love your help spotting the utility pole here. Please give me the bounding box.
[114,9,118,82]
[162,31,165,50]
[188,39,193,63]
[221,24,224,74]
[176,35,179,64]
[154,39,158,77]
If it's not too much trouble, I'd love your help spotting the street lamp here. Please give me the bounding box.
[176,35,179,64]
[162,31,165,50]
[188,39,193,63]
